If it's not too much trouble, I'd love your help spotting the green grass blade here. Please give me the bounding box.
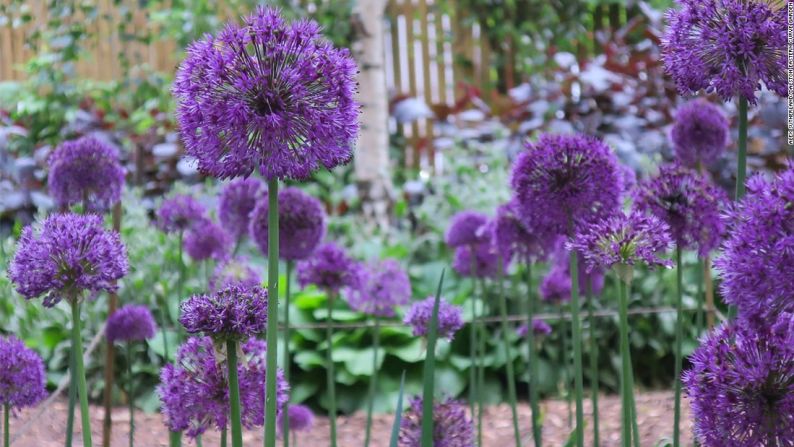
[389,371,407,447]
[420,269,446,447]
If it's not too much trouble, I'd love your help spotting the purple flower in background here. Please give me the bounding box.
[346,259,411,317]
[715,167,794,322]
[180,285,268,340]
[451,242,502,279]
[156,195,207,234]
[492,200,556,264]
[634,163,728,257]
[540,246,605,303]
[517,319,552,337]
[0,336,47,410]
[510,134,623,235]
[250,187,326,261]
[47,135,125,212]
[184,220,232,261]
[209,257,262,293]
[173,7,359,180]
[158,336,289,438]
[278,404,314,434]
[8,213,128,307]
[403,297,464,340]
[399,397,473,447]
[106,305,157,343]
[296,242,364,293]
[670,100,729,167]
[683,313,794,447]
[662,0,786,104]
[445,211,489,248]
[568,210,674,274]
[218,178,264,241]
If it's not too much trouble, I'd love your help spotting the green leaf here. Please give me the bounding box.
[389,371,407,447]
[344,348,384,376]
[421,269,446,447]
[294,351,325,369]
[390,338,423,362]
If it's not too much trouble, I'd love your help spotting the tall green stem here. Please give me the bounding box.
[524,261,541,447]
[227,339,243,447]
[586,280,600,447]
[364,317,381,447]
[497,265,521,446]
[420,270,445,447]
[66,349,76,447]
[71,300,93,447]
[735,97,748,200]
[126,342,134,447]
[168,233,183,447]
[325,293,338,447]
[282,261,293,447]
[615,273,631,447]
[4,403,9,447]
[673,247,684,447]
[264,179,280,447]
[695,258,704,336]
[560,307,572,428]
[221,428,227,447]
[468,253,478,424]
[568,249,584,447]
[476,279,486,447]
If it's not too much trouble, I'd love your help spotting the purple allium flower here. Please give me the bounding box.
[403,297,464,340]
[539,244,605,303]
[714,167,794,322]
[568,211,674,274]
[0,336,47,410]
[399,397,473,447]
[218,178,264,241]
[209,257,262,293]
[451,241,502,279]
[172,7,359,181]
[156,195,207,234]
[106,305,157,343]
[158,336,289,438]
[445,211,490,248]
[492,200,557,264]
[8,213,128,307]
[250,187,326,261]
[184,219,232,261]
[634,163,728,257]
[179,285,268,340]
[662,0,786,104]
[517,319,553,337]
[346,259,412,317]
[683,313,794,447]
[510,134,623,236]
[278,404,314,433]
[47,135,125,212]
[296,242,365,293]
[670,100,729,168]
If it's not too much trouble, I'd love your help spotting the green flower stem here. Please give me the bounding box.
[168,431,182,447]
[4,403,9,447]
[282,261,293,447]
[364,317,381,447]
[127,342,135,447]
[420,270,445,447]
[326,293,338,447]
[615,273,631,447]
[167,233,184,447]
[264,179,280,447]
[568,250,585,447]
[673,247,684,447]
[560,307,571,429]
[195,436,202,447]
[695,258,704,336]
[70,300,93,447]
[221,428,227,447]
[227,339,243,447]
[586,280,600,447]
[468,253,478,424]
[524,261,542,447]
[496,264,521,447]
[66,349,76,447]
[476,279,486,447]
[735,97,748,201]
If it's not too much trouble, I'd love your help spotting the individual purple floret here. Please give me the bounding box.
[445,211,490,248]
[184,220,232,261]
[715,167,794,322]
[278,404,315,434]
[250,187,326,261]
[634,163,728,257]
[209,257,262,293]
[106,305,157,343]
[492,200,557,264]
[218,178,264,241]
[683,313,794,447]
[8,213,128,307]
[0,336,47,410]
[156,195,207,234]
[399,397,473,447]
[346,259,412,318]
[172,7,359,181]
[517,319,552,337]
[662,0,786,104]
[568,210,674,274]
[47,135,125,212]
[158,336,289,438]
[179,285,268,340]
[670,100,729,168]
[296,242,365,294]
[451,241,502,279]
[403,297,464,340]
[510,134,623,235]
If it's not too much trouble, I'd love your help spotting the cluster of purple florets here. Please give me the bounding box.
[296,242,365,293]
[403,297,464,340]
[209,257,262,292]
[179,285,269,340]
[0,336,47,410]
[250,186,327,261]
[346,259,412,317]
[184,220,232,261]
[399,397,473,447]
[218,178,265,241]
[517,319,553,338]
[106,305,157,343]
[670,100,729,168]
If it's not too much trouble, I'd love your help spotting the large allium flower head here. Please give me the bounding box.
[209,257,262,293]
[399,397,474,447]
[634,163,728,257]
[8,213,128,307]
[173,7,359,181]
[279,404,315,433]
[683,313,794,447]
[662,0,786,104]
[0,336,47,410]
[156,195,207,234]
[444,210,490,248]
[510,134,623,235]
[106,304,157,343]
[568,210,674,281]
[451,241,502,279]
[715,166,794,321]
[250,187,326,261]
[403,296,464,340]
[517,319,553,338]
[346,259,412,317]
[493,200,557,264]
[47,135,125,212]
[184,219,232,261]
[158,336,289,438]
[218,178,264,240]
[179,285,268,341]
[296,242,364,293]
[670,100,729,167]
